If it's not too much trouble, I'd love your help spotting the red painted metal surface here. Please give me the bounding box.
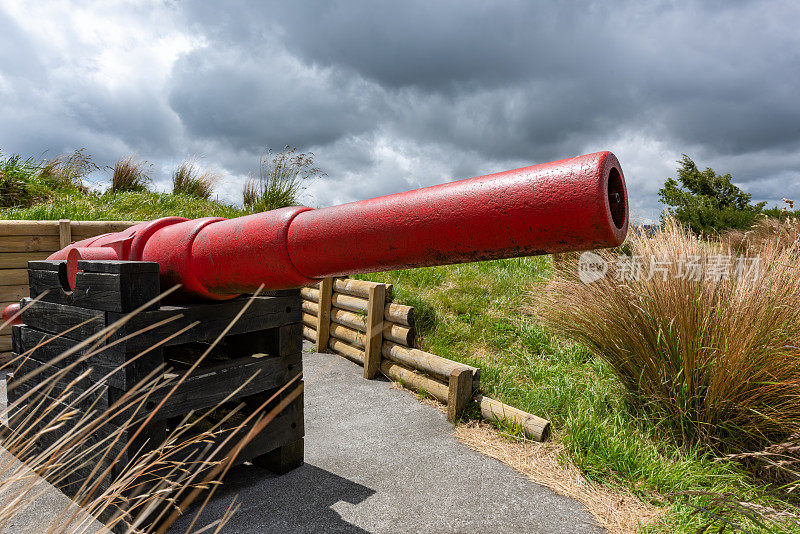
[3,151,627,323]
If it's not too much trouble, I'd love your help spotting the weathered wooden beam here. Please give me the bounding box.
[477,395,550,442]
[314,277,333,353]
[329,338,365,365]
[363,284,386,379]
[380,360,449,403]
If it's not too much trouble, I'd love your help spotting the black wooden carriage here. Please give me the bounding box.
[4,259,304,528]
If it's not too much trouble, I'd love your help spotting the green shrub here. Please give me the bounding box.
[659,155,765,235]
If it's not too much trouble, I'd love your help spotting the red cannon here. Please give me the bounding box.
[3,151,627,321]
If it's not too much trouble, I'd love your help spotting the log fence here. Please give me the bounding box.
[302,277,550,440]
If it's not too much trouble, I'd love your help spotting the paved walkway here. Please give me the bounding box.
[1,349,602,533]
[171,347,601,533]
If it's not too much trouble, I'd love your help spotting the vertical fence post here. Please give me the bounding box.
[315,277,333,353]
[363,283,386,379]
[447,368,473,422]
[58,219,72,249]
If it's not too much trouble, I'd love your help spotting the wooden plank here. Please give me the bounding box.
[331,292,368,314]
[0,252,51,269]
[363,284,385,379]
[27,261,160,312]
[0,235,60,253]
[385,302,414,326]
[380,360,449,403]
[0,336,10,352]
[0,285,27,303]
[69,220,139,237]
[315,277,332,353]
[301,312,316,328]
[477,395,550,442]
[148,352,302,420]
[447,368,473,422]
[14,325,164,390]
[0,268,29,286]
[110,296,302,352]
[253,437,304,475]
[330,323,366,348]
[58,220,72,249]
[333,278,393,300]
[19,298,106,339]
[329,338,365,365]
[331,307,367,332]
[0,220,60,236]
[300,287,319,302]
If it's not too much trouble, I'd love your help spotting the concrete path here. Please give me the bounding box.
[171,347,601,534]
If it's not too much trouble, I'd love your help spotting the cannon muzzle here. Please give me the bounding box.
[5,151,627,311]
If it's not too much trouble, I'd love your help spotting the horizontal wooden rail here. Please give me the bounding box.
[477,395,550,442]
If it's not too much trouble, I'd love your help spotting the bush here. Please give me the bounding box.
[111,154,151,192]
[533,219,800,452]
[172,161,220,200]
[659,155,765,235]
[242,146,324,212]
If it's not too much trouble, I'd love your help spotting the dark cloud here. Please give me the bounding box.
[0,0,798,219]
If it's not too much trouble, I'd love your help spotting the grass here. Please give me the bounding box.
[356,253,800,532]
[110,155,151,193]
[172,161,220,200]
[0,190,246,221]
[242,146,323,212]
[0,147,315,221]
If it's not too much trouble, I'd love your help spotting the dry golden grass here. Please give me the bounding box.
[533,219,800,451]
[725,216,800,255]
[0,290,298,533]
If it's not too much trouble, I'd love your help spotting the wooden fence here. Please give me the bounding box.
[300,277,550,440]
[0,220,140,356]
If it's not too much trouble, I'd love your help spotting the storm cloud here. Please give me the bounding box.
[1,0,798,219]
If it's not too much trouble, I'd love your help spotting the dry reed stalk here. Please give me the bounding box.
[0,286,292,532]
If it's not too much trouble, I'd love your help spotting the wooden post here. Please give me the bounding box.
[58,219,72,249]
[363,283,386,379]
[447,368,473,423]
[314,277,333,353]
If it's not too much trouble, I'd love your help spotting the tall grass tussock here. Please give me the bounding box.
[111,156,152,193]
[171,161,220,200]
[242,146,323,212]
[534,219,800,454]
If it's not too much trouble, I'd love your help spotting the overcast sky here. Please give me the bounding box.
[1,1,798,221]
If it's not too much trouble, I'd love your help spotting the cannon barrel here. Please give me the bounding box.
[2,151,627,316]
